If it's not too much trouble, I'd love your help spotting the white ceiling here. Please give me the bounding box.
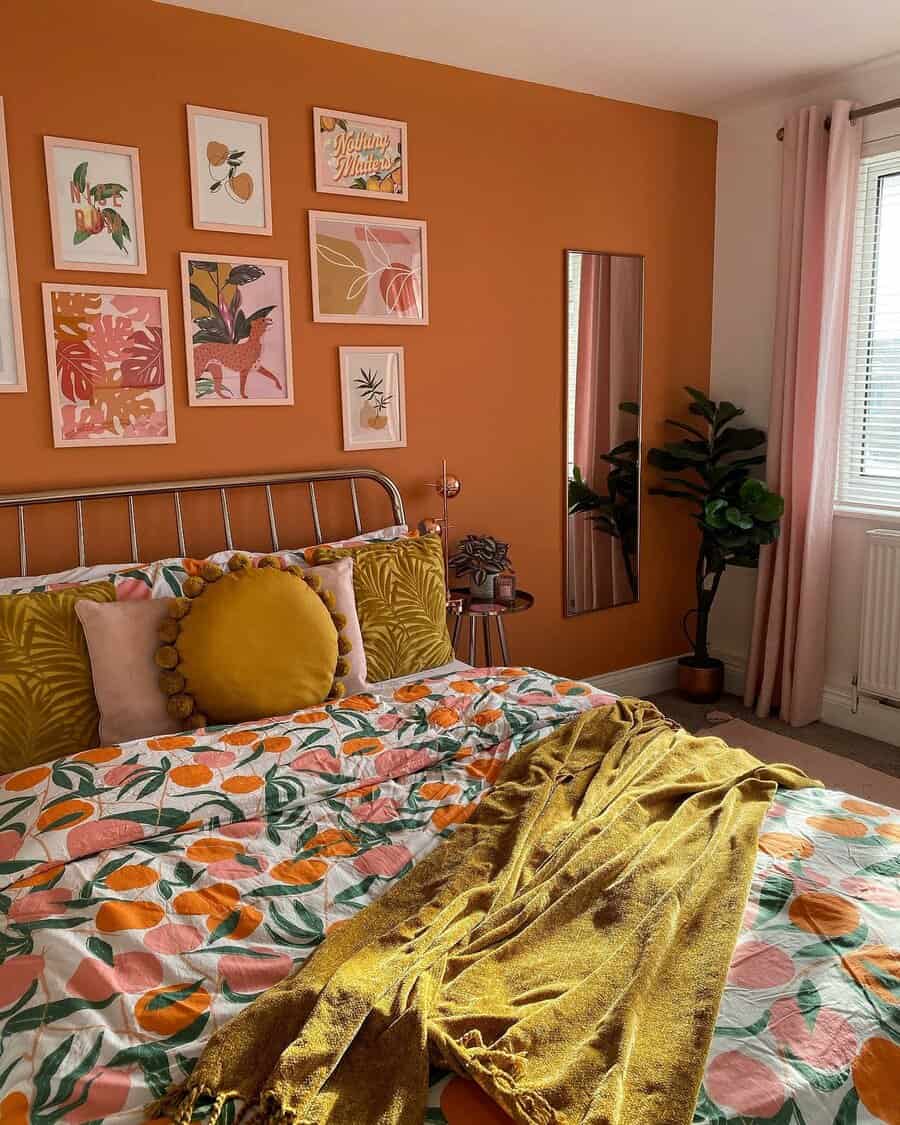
[159,0,900,115]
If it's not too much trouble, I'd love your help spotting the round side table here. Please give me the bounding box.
[447,588,534,666]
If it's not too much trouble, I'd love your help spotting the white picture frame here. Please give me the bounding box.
[43,135,147,273]
[339,346,406,451]
[309,211,428,325]
[0,97,25,393]
[187,105,272,235]
[313,107,408,201]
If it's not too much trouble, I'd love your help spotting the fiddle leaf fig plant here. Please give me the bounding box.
[648,387,784,664]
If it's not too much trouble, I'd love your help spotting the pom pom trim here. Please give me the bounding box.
[156,562,354,723]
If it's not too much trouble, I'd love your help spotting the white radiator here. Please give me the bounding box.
[855,529,900,709]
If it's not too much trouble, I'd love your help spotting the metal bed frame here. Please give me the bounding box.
[0,468,405,577]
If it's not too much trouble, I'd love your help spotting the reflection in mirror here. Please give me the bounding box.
[565,250,643,615]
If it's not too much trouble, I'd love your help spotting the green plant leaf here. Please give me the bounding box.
[713,401,744,431]
[72,161,88,194]
[684,385,716,421]
[797,979,821,1032]
[226,264,265,286]
[664,440,709,462]
[618,400,639,415]
[72,229,91,245]
[714,426,766,456]
[89,182,127,202]
[725,506,754,530]
[246,304,276,323]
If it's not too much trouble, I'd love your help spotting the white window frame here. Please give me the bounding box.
[836,140,900,517]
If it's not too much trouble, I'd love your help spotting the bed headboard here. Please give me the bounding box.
[0,468,405,577]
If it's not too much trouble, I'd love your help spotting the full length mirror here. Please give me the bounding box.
[565,250,643,615]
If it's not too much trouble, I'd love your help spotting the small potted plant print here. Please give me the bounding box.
[206,141,254,204]
[449,535,511,599]
[354,368,392,430]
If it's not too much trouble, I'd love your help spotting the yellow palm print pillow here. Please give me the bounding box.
[316,535,453,682]
[0,582,116,771]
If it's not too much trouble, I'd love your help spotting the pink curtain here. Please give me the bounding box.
[743,102,861,725]
[570,254,613,612]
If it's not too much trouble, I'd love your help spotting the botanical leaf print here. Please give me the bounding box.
[318,535,453,681]
[0,670,896,1124]
[56,339,104,402]
[0,668,609,1121]
[0,582,115,772]
[120,326,164,387]
[51,289,102,342]
[48,287,171,444]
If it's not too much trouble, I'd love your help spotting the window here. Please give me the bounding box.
[837,145,900,514]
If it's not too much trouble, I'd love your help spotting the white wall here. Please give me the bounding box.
[709,52,900,735]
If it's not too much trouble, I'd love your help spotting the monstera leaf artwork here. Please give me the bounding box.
[121,327,165,388]
[42,283,174,448]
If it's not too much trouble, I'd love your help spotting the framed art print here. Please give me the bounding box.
[181,253,293,406]
[44,136,146,273]
[313,108,407,200]
[42,283,175,447]
[187,105,272,235]
[0,98,25,392]
[309,211,428,325]
[339,346,406,450]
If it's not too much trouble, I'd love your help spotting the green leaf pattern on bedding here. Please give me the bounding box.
[0,670,896,1125]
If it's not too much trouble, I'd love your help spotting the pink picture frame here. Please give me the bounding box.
[308,210,429,325]
[186,105,272,236]
[0,97,26,393]
[313,107,408,201]
[180,252,294,407]
[41,282,176,448]
[43,136,147,273]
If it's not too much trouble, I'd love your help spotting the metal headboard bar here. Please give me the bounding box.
[0,468,405,578]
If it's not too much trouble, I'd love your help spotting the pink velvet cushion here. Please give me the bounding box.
[75,598,180,745]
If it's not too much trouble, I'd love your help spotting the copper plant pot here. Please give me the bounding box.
[677,656,724,703]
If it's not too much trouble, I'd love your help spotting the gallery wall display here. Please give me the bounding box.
[41,282,175,448]
[44,136,147,273]
[180,252,293,406]
[0,97,25,393]
[313,107,408,200]
[309,210,428,325]
[339,345,406,450]
[187,105,272,235]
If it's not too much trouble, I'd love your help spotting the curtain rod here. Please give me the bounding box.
[776,95,900,141]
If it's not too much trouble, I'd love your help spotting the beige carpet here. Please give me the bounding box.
[699,717,900,809]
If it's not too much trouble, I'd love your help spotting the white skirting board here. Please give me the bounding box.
[586,654,688,697]
[588,650,899,748]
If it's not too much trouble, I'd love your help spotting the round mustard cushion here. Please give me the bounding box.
[165,566,339,724]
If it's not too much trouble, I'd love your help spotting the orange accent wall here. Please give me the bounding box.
[0,0,716,679]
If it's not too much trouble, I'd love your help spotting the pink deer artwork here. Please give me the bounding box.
[193,318,283,399]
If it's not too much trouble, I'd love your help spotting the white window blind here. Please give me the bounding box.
[837,145,900,515]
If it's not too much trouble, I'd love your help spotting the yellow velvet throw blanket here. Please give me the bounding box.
[153,700,817,1125]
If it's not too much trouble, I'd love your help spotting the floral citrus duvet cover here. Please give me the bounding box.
[0,669,896,1125]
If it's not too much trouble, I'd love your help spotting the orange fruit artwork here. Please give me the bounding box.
[805,815,868,838]
[4,766,51,791]
[36,799,93,832]
[135,981,212,1037]
[271,858,328,886]
[852,1037,900,1125]
[96,900,165,933]
[788,892,861,938]
[169,764,213,788]
[758,832,814,859]
[341,737,382,757]
[105,864,158,891]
